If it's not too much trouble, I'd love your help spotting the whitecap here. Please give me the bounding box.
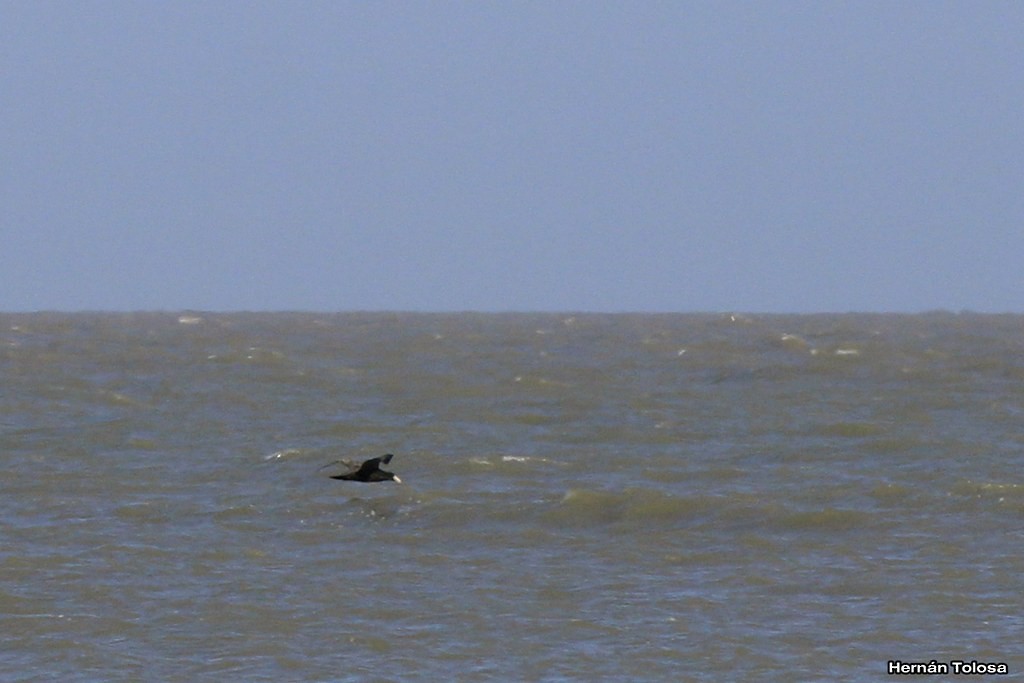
[264,448,303,461]
[501,455,557,465]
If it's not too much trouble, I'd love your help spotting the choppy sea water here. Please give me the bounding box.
[2,312,1023,681]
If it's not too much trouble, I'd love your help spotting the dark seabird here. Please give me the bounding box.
[321,453,402,483]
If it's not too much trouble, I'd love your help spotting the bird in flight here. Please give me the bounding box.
[320,453,402,483]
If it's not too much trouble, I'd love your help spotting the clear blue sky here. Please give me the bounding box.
[2,2,1021,313]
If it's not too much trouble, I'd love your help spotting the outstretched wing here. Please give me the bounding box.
[318,458,357,473]
[321,454,396,480]
[355,456,388,477]
[356,453,395,473]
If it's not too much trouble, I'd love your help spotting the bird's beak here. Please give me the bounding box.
[392,475,402,484]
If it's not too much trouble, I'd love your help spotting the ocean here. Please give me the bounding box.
[2,312,1022,681]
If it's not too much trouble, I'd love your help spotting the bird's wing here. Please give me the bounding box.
[355,457,384,475]
[317,458,357,473]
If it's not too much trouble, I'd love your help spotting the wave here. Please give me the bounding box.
[544,487,878,534]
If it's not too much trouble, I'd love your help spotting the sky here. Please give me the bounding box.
[2,2,1022,313]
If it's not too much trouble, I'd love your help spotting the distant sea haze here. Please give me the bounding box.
[2,312,1021,680]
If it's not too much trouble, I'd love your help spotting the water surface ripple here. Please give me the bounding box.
[2,312,1022,680]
